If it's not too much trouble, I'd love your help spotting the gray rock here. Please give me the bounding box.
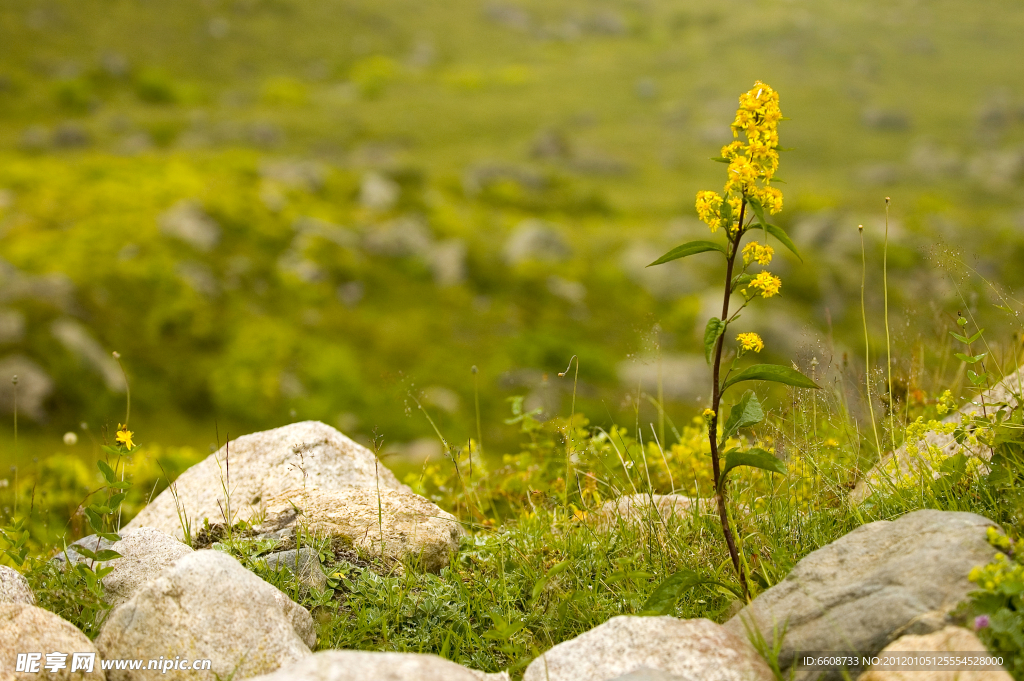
[359,172,399,211]
[0,355,54,422]
[96,550,313,681]
[158,200,220,252]
[263,548,327,590]
[503,219,571,265]
[725,510,999,681]
[124,421,410,539]
[101,527,193,609]
[592,494,717,532]
[53,122,92,148]
[0,308,26,343]
[0,604,104,680]
[362,217,432,258]
[261,160,326,192]
[258,487,462,573]
[523,616,774,681]
[51,534,116,567]
[608,669,688,681]
[51,318,125,392]
[430,239,467,286]
[0,565,34,605]
[852,372,1023,503]
[246,650,506,681]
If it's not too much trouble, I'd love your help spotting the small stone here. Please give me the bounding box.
[523,616,774,681]
[0,565,34,605]
[503,219,571,265]
[857,626,1011,681]
[0,604,104,680]
[359,172,400,211]
[592,494,717,531]
[158,200,220,252]
[263,548,327,590]
[0,355,53,422]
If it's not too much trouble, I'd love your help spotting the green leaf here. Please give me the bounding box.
[640,570,702,615]
[723,391,764,440]
[97,460,117,485]
[101,446,122,457]
[530,560,570,604]
[647,241,727,267]
[704,318,726,364]
[954,352,986,364]
[722,364,820,391]
[764,224,802,262]
[968,329,984,344]
[709,156,730,163]
[949,331,971,344]
[92,549,122,562]
[721,447,787,481]
[748,199,769,230]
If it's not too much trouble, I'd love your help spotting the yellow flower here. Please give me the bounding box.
[756,186,784,215]
[720,141,745,160]
[702,408,715,423]
[695,190,724,232]
[742,241,774,266]
[724,155,758,194]
[736,332,764,353]
[750,271,782,298]
[115,424,135,451]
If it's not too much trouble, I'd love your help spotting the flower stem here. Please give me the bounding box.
[709,203,748,600]
[860,225,882,456]
[883,199,895,447]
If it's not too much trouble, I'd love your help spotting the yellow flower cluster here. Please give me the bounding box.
[736,332,764,353]
[742,241,774,266]
[969,551,1023,592]
[695,81,783,234]
[935,389,956,416]
[750,271,782,298]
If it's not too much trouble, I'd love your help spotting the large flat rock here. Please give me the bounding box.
[725,510,1000,680]
[124,421,409,538]
[0,603,105,680]
[245,651,509,681]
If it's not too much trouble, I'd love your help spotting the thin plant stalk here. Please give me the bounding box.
[883,198,895,446]
[708,204,748,600]
[558,355,580,507]
[860,225,882,456]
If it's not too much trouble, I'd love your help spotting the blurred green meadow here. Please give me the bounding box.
[1,0,1024,490]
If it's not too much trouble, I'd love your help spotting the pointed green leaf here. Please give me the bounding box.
[640,570,702,615]
[748,199,769,230]
[704,318,726,364]
[530,560,570,604]
[764,224,802,262]
[723,391,764,440]
[97,460,117,485]
[101,446,122,457]
[954,352,986,364]
[967,329,984,344]
[722,447,787,480]
[648,241,727,267]
[722,364,820,391]
[949,331,971,344]
[709,156,730,163]
[92,549,122,562]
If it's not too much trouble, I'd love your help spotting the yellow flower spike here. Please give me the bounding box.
[751,271,782,298]
[736,332,764,353]
[695,191,724,232]
[115,424,136,451]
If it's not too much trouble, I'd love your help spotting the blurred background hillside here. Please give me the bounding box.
[1,0,1024,481]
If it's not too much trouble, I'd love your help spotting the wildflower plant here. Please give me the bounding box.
[649,81,818,597]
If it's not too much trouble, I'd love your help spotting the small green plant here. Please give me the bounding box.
[647,81,818,598]
[963,527,1023,677]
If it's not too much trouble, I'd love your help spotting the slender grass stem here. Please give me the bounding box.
[883,198,895,447]
[860,225,883,457]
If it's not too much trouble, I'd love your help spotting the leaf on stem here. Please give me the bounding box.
[721,447,787,480]
[648,241,727,267]
[722,364,819,391]
[704,318,726,364]
[723,391,765,440]
[640,570,703,615]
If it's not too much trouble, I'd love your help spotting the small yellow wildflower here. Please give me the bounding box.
[115,424,135,451]
[742,242,774,266]
[750,271,782,298]
[702,408,715,423]
[724,155,758,194]
[756,186,784,215]
[695,190,724,232]
[736,332,764,353]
